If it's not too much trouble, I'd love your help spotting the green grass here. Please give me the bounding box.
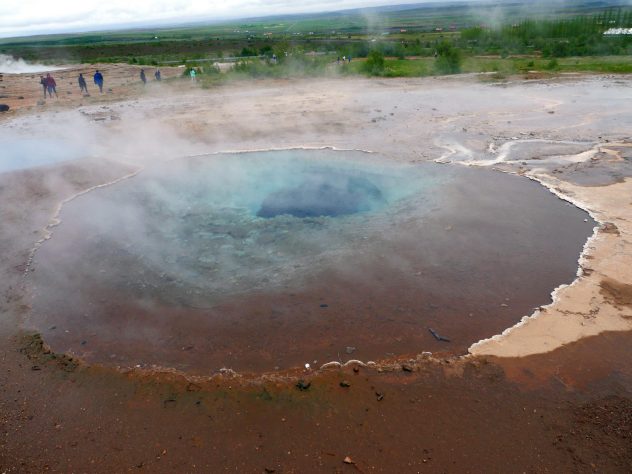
[433,55,632,76]
[341,57,430,77]
[340,54,632,79]
[3,2,632,81]
[191,53,632,91]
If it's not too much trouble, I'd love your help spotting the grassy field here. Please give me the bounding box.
[195,54,632,85]
[2,1,632,78]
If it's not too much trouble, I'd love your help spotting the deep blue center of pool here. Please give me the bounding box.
[257,172,386,218]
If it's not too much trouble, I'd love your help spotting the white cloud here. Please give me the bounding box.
[0,0,463,38]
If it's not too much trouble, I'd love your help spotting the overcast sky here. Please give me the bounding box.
[0,0,471,38]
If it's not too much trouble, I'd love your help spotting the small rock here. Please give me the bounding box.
[320,304,328,308]
[376,391,384,401]
[264,468,276,473]
[340,380,351,388]
[402,364,414,372]
[343,456,355,464]
[353,366,360,373]
[31,365,41,371]
[429,328,450,342]
[296,380,311,391]
[0,104,9,112]
[345,346,356,354]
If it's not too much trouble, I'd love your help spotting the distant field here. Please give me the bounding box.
[1,0,632,78]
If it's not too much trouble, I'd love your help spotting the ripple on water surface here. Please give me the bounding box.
[27,150,596,373]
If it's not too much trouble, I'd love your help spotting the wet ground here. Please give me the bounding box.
[1,71,631,472]
[2,329,631,473]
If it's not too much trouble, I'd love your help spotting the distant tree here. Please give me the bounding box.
[434,41,462,75]
[240,47,257,57]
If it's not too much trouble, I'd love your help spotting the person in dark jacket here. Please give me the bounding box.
[154,69,161,81]
[39,76,47,98]
[93,70,104,93]
[140,69,147,85]
[78,73,88,93]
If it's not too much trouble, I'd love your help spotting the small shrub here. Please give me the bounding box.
[545,58,559,70]
[362,50,386,76]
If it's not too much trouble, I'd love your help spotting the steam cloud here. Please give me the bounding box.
[0,54,66,74]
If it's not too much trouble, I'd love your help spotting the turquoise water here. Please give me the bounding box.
[158,151,436,217]
[37,149,448,304]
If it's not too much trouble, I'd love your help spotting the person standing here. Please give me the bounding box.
[93,70,104,93]
[45,73,57,98]
[39,75,47,98]
[78,73,88,94]
[154,69,161,81]
[140,69,147,85]
[189,68,196,81]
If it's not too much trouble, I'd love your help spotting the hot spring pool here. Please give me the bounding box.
[27,149,595,373]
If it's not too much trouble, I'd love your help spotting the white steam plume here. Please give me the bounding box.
[0,54,66,74]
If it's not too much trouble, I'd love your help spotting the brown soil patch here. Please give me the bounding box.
[601,222,621,235]
[600,278,632,308]
[2,329,631,473]
[556,396,632,472]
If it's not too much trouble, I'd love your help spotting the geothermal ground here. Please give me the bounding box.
[1,65,631,472]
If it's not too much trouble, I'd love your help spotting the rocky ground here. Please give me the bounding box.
[0,67,631,472]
